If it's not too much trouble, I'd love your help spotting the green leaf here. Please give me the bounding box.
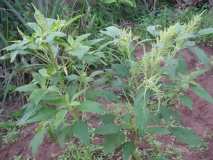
[189,47,209,67]
[103,132,125,153]
[191,84,213,104]
[101,114,116,124]
[72,121,90,144]
[64,15,82,28]
[42,94,67,106]
[101,26,122,39]
[101,0,136,7]
[38,69,49,77]
[68,44,90,60]
[29,89,48,105]
[147,127,170,135]
[147,25,160,37]
[159,106,180,123]
[53,110,68,128]
[155,156,169,160]
[56,125,73,147]
[15,83,38,93]
[134,89,149,135]
[66,74,79,82]
[27,22,40,32]
[23,107,57,124]
[79,100,105,114]
[46,31,66,43]
[33,6,47,31]
[95,124,121,135]
[170,127,204,148]
[198,28,213,36]
[100,0,116,4]
[0,121,16,129]
[179,95,193,109]
[30,126,47,155]
[122,142,136,160]
[177,56,188,74]
[163,57,178,79]
[112,63,129,78]
[86,89,119,102]
[112,78,127,89]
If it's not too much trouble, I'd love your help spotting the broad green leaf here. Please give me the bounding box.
[155,156,169,160]
[38,69,49,77]
[189,69,206,80]
[82,54,102,65]
[64,15,82,28]
[67,83,78,99]
[189,47,209,67]
[95,124,121,135]
[53,110,68,128]
[30,126,47,155]
[42,94,67,106]
[112,78,127,89]
[101,114,116,124]
[86,89,119,102]
[101,0,136,7]
[79,100,105,114]
[33,6,47,31]
[147,127,170,135]
[163,57,178,79]
[100,0,116,4]
[101,26,122,39]
[179,95,193,109]
[56,125,73,147]
[29,89,48,105]
[76,33,91,42]
[159,106,180,123]
[122,142,136,160]
[9,50,30,62]
[27,22,41,32]
[0,121,16,129]
[89,70,104,78]
[134,89,149,135]
[15,83,38,93]
[72,121,90,144]
[112,63,129,78]
[177,56,187,74]
[18,104,40,125]
[46,31,66,43]
[103,132,125,153]
[66,74,79,82]
[23,107,57,124]
[170,127,204,148]
[191,84,213,104]
[198,28,213,36]
[69,45,90,60]
[147,25,160,37]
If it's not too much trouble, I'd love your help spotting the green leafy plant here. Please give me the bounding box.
[100,0,136,7]
[57,143,108,160]
[3,8,213,159]
[0,123,20,145]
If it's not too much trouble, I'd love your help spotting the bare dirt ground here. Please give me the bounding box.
[0,46,213,160]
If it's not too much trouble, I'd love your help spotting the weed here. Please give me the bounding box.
[2,6,213,160]
[57,144,106,160]
[1,127,20,145]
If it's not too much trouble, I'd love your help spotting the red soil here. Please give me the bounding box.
[179,46,213,160]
